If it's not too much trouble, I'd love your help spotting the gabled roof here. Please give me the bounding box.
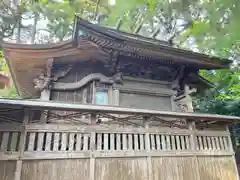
[74,16,231,69]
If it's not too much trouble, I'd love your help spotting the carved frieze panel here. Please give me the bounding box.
[117,57,178,82]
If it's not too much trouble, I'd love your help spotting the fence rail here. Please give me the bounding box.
[0,124,233,161]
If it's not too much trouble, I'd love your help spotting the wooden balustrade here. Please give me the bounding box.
[0,124,233,161]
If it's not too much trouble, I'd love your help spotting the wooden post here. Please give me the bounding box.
[89,114,96,180]
[188,120,200,180]
[112,87,120,106]
[226,125,240,180]
[144,117,153,180]
[14,108,30,180]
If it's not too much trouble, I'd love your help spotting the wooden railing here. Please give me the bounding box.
[0,124,233,161]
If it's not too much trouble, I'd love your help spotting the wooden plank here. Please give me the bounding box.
[89,131,96,180]
[202,136,208,150]
[171,135,176,150]
[166,135,171,150]
[176,135,181,150]
[69,133,75,151]
[97,133,102,150]
[116,133,121,150]
[185,136,190,150]
[14,108,29,180]
[37,132,44,151]
[3,98,240,122]
[128,134,133,150]
[139,134,144,150]
[161,135,166,150]
[45,132,52,151]
[223,136,229,150]
[76,133,82,151]
[134,134,139,150]
[215,136,220,150]
[156,134,161,150]
[24,123,191,134]
[198,136,203,150]
[53,132,60,151]
[83,134,89,150]
[180,136,185,150]
[122,133,127,150]
[0,132,9,151]
[150,134,155,150]
[19,150,233,160]
[104,133,109,150]
[61,133,67,151]
[27,132,36,151]
[10,132,19,151]
[207,136,212,150]
[219,136,225,150]
[110,133,115,150]
[210,136,216,150]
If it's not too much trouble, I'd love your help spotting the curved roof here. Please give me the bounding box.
[2,16,232,98]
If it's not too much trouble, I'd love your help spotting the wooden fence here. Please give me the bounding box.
[0,123,238,180]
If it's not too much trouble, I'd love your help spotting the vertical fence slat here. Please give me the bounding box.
[171,135,176,150]
[10,132,19,151]
[219,136,224,150]
[110,133,115,150]
[215,137,220,150]
[97,133,102,150]
[185,136,190,150]
[140,134,145,150]
[155,134,160,150]
[45,132,52,151]
[166,135,171,150]
[198,136,203,150]
[176,135,181,150]
[134,134,139,150]
[161,135,166,150]
[122,134,127,150]
[203,136,208,150]
[0,132,9,151]
[150,134,155,150]
[104,133,109,150]
[83,134,89,150]
[210,137,216,150]
[223,136,229,150]
[37,132,44,151]
[116,134,121,150]
[69,133,75,151]
[128,134,133,150]
[207,137,212,150]
[76,133,82,151]
[28,132,36,151]
[61,133,67,151]
[180,136,185,150]
[53,133,60,151]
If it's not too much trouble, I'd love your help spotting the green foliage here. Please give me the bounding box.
[0,50,19,98]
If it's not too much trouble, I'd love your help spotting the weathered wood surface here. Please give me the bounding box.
[0,161,16,180]
[0,123,238,180]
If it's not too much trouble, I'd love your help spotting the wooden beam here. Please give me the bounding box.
[0,99,239,123]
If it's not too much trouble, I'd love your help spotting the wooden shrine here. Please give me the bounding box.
[0,16,240,180]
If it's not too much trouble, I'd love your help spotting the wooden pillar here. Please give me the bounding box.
[89,114,96,180]
[188,120,200,180]
[144,117,153,180]
[226,125,240,180]
[112,88,119,106]
[14,108,30,180]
